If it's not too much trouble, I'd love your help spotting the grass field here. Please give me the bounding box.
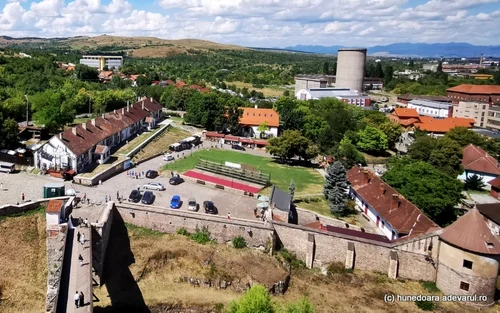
[162,149,324,196]
[132,127,190,163]
[225,81,293,98]
[0,209,47,313]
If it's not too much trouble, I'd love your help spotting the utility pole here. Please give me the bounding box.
[24,95,29,126]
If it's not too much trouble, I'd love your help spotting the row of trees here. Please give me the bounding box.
[273,97,402,167]
[381,127,500,226]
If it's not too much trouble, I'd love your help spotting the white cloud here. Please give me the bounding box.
[0,0,499,47]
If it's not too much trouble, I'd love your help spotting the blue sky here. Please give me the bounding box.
[0,0,499,47]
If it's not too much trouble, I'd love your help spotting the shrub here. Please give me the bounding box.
[189,226,212,244]
[420,281,440,293]
[327,262,352,275]
[277,249,306,270]
[177,227,189,236]
[415,300,435,311]
[232,236,247,249]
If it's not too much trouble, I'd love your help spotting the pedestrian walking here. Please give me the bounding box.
[77,231,81,243]
[170,171,173,177]
[87,198,90,205]
[142,171,145,177]
[80,233,85,246]
[83,193,87,202]
[0,182,3,190]
[84,218,89,228]
[79,292,85,307]
[117,191,120,201]
[227,212,231,220]
[78,254,83,266]
[74,291,80,308]
[105,195,108,203]
[137,185,140,191]
[21,192,25,202]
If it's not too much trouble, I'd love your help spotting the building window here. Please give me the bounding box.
[460,282,470,291]
[463,260,473,269]
[486,242,494,248]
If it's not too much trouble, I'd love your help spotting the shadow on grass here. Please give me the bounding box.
[94,209,150,313]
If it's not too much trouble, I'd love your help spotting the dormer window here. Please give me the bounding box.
[486,242,494,249]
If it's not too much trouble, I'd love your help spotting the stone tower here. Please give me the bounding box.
[436,208,500,307]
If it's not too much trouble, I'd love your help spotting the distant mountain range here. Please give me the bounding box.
[283,43,500,58]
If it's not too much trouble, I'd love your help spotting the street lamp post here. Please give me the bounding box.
[24,95,29,126]
[88,94,92,114]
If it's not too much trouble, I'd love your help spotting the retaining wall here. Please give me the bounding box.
[45,224,68,313]
[116,203,274,250]
[74,157,131,186]
[0,196,71,216]
[92,202,114,281]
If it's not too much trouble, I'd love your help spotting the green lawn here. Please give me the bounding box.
[115,126,165,156]
[163,149,324,195]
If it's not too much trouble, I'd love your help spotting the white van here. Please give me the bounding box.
[0,162,15,173]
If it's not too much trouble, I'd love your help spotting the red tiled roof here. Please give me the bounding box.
[175,81,187,88]
[225,135,239,141]
[462,144,500,175]
[253,140,268,146]
[94,145,109,154]
[98,71,113,80]
[304,221,391,243]
[239,138,253,144]
[397,94,451,102]
[57,98,163,156]
[239,108,280,127]
[393,108,419,118]
[205,132,224,138]
[347,166,439,236]
[488,177,500,188]
[447,84,500,95]
[400,118,420,127]
[189,84,202,90]
[199,88,210,93]
[414,116,475,133]
[46,200,64,213]
[440,208,500,254]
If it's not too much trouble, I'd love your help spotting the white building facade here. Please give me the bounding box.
[407,99,453,118]
[296,88,371,106]
[80,55,123,70]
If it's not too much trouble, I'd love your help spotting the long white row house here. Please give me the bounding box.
[34,97,163,173]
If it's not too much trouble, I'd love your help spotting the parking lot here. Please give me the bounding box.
[0,168,260,221]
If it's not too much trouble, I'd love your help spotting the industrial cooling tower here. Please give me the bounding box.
[335,48,367,92]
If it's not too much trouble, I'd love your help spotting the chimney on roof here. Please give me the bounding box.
[122,108,125,115]
[82,122,86,131]
[137,96,140,101]
[150,97,153,102]
[380,183,386,195]
[59,133,62,140]
[72,127,77,136]
[142,100,145,110]
[114,109,116,114]
[127,101,130,112]
[391,194,401,208]
[91,119,96,126]
[102,113,105,119]
[254,104,258,109]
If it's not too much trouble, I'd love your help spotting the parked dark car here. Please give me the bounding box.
[169,174,184,185]
[146,170,159,179]
[203,201,218,214]
[128,190,142,203]
[141,191,155,205]
[231,144,246,151]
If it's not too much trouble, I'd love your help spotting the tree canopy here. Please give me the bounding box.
[323,161,350,215]
[268,130,319,162]
[356,126,388,155]
[383,157,463,226]
[408,136,463,177]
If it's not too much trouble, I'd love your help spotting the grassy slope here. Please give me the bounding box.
[163,149,324,196]
[94,224,499,313]
[0,209,47,313]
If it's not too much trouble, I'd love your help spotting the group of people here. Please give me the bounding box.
[126,170,145,179]
[74,291,85,308]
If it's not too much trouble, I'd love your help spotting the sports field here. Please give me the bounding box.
[163,149,324,196]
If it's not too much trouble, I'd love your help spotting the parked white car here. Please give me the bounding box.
[143,182,165,191]
[187,198,198,211]
[163,154,174,161]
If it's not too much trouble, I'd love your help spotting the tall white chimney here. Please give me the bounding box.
[142,100,145,110]
[82,122,87,130]
[102,113,105,119]
[72,127,77,136]
[59,133,62,140]
[127,101,130,112]
[254,104,258,109]
[121,108,125,115]
[150,97,153,102]
[91,119,96,126]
